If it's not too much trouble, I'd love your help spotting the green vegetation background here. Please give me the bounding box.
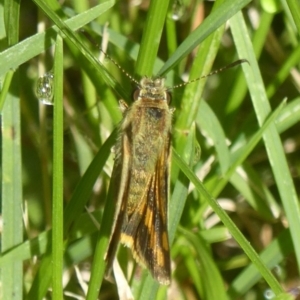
[1,0,300,299]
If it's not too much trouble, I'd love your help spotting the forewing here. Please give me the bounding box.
[120,134,171,285]
[104,133,131,270]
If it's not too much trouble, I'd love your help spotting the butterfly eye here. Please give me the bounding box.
[133,89,140,101]
[166,92,172,104]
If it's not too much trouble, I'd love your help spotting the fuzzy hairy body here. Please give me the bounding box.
[105,78,173,285]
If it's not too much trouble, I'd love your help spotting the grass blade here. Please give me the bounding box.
[52,35,64,300]
[230,10,300,274]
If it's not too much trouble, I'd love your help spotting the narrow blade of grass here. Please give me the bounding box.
[286,0,300,34]
[230,11,300,275]
[179,228,227,300]
[1,1,23,299]
[173,150,284,295]
[1,73,23,300]
[157,0,252,76]
[228,229,293,297]
[135,0,170,77]
[52,35,64,300]
[0,0,115,77]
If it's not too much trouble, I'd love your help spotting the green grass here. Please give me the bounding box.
[1,0,300,299]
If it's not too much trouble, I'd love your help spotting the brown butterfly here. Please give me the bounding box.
[104,77,173,285]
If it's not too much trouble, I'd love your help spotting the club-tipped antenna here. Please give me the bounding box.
[99,48,140,86]
[170,59,249,90]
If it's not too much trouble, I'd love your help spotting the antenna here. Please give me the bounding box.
[170,59,249,89]
[99,48,140,86]
[100,47,248,90]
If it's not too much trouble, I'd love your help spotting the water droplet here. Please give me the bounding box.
[36,72,54,105]
[171,0,185,21]
[264,289,275,299]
